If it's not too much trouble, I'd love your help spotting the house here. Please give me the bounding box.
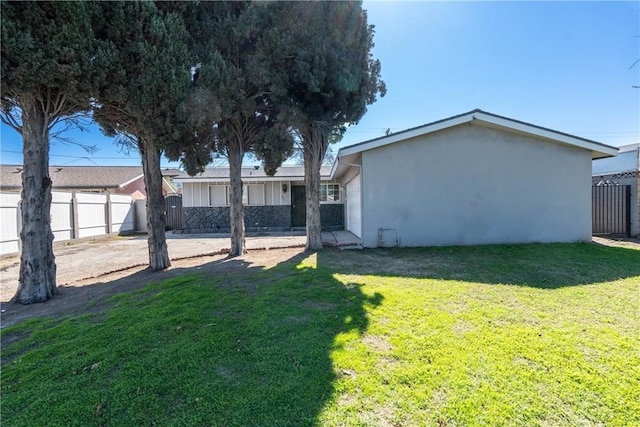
[174,166,344,232]
[0,165,180,198]
[592,143,640,237]
[331,109,618,247]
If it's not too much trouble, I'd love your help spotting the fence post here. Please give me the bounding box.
[16,199,22,253]
[625,185,631,237]
[106,192,113,235]
[71,192,79,239]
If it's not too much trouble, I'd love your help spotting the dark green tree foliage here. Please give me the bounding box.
[163,84,219,176]
[184,1,293,257]
[268,1,386,250]
[92,1,192,271]
[1,1,102,304]
[253,124,295,176]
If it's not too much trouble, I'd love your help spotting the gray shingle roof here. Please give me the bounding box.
[175,166,332,180]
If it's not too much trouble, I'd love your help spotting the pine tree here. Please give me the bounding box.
[1,1,103,303]
[268,1,386,250]
[92,1,192,271]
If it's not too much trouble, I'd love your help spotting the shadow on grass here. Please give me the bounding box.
[1,250,383,426]
[317,242,640,289]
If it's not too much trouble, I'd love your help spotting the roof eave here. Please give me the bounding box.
[336,109,619,160]
[470,112,619,159]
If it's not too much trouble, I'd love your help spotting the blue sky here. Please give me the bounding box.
[1,1,638,168]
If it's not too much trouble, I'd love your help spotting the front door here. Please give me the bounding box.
[291,185,306,227]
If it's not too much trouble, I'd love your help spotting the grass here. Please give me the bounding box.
[2,243,639,426]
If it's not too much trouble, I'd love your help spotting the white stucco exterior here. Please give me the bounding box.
[334,110,618,248]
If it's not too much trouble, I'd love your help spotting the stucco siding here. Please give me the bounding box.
[360,124,592,247]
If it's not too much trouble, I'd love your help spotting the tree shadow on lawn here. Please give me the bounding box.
[318,243,640,288]
[1,250,383,426]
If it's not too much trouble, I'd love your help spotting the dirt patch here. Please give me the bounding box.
[0,247,306,331]
[362,333,394,352]
[0,232,307,302]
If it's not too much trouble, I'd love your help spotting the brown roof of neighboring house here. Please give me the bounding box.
[0,165,181,190]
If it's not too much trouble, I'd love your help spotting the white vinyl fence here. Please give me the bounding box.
[0,191,139,256]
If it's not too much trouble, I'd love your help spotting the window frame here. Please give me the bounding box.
[208,183,266,206]
[320,183,341,203]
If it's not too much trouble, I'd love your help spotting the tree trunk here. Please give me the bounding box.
[12,100,57,304]
[227,139,246,257]
[140,140,171,271]
[303,126,329,251]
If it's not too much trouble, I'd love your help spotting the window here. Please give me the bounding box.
[320,184,340,202]
[246,184,265,206]
[209,184,265,206]
[209,185,227,206]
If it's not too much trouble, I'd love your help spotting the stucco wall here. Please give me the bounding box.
[360,124,593,247]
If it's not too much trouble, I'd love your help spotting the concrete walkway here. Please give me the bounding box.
[321,230,362,248]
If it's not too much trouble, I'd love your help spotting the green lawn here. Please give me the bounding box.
[2,243,639,426]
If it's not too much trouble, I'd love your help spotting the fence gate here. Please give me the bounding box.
[165,194,183,230]
[592,185,631,236]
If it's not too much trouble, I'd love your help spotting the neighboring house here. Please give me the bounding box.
[175,166,344,232]
[331,109,618,248]
[0,165,180,198]
[592,143,640,237]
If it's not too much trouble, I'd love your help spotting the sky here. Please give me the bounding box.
[1,1,638,168]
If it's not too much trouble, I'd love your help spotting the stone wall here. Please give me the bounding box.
[245,205,291,231]
[182,206,230,233]
[320,204,344,231]
[181,204,344,233]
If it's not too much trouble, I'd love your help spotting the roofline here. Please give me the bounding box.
[616,143,639,153]
[49,185,120,190]
[119,174,145,188]
[174,166,333,182]
[162,176,177,192]
[337,109,619,159]
[174,175,335,183]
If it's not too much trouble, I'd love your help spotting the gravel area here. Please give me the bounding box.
[0,231,307,302]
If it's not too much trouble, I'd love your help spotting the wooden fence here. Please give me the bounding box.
[0,191,138,256]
